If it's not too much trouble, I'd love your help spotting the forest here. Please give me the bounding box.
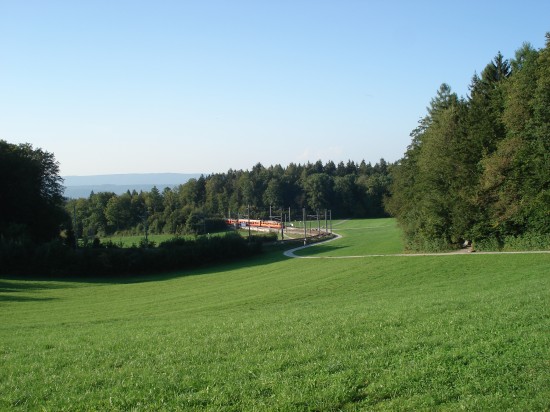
[65,159,392,239]
[1,35,549,262]
[0,144,391,275]
[386,35,550,251]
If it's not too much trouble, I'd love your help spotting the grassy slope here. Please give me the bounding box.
[297,218,404,256]
[101,231,237,247]
[1,219,549,411]
[99,233,175,247]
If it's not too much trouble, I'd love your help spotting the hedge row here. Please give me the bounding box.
[0,233,263,277]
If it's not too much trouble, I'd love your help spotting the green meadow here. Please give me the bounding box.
[296,218,405,256]
[99,233,175,247]
[1,219,549,411]
[99,231,235,248]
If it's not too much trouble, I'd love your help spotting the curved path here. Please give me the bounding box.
[283,232,550,259]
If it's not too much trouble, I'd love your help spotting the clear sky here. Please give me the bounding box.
[1,0,549,176]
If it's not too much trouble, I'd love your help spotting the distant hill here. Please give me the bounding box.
[62,173,202,198]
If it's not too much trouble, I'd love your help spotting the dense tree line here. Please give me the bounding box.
[0,141,265,276]
[1,232,263,277]
[7,36,547,262]
[386,35,550,251]
[0,140,69,244]
[1,139,391,276]
[67,159,392,238]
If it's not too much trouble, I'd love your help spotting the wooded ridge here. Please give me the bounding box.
[386,34,550,251]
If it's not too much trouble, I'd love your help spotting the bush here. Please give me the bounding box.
[502,233,550,251]
[404,236,457,253]
[0,232,262,277]
[249,232,278,243]
[0,237,33,273]
[473,233,550,252]
[473,237,503,252]
[204,218,229,233]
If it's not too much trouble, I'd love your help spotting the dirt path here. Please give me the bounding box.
[283,232,550,259]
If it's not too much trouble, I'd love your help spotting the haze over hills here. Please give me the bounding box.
[62,173,202,198]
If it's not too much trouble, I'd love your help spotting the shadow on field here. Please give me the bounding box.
[0,294,57,303]
[295,244,348,256]
[0,280,72,292]
[0,246,294,286]
[0,280,65,302]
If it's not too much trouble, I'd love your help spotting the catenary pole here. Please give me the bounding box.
[281,209,284,241]
[317,210,320,233]
[303,207,306,245]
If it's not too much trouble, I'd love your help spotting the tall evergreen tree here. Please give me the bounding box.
[388,36,550,250]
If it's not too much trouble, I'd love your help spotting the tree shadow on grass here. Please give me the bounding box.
[0,280,74,292]
[294,244,349,257]
[0,280,67,302]
[0,246,295,286]
[0,293,57,303]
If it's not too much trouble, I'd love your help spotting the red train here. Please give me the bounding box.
[226,218,283,229]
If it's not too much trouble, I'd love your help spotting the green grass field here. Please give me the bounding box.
[1,219,549,410]
[99,233,180,247]
[296,218,404,256]
[100,231,234,248]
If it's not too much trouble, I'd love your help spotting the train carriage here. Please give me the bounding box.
[226,218,283,229]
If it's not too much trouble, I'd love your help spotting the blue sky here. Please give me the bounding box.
[1,1,549,176]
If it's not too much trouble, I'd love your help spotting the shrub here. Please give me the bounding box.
[502,233,550,251]
[0,232,263,277]
[473,237,503,252]
[249,232,278,243]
